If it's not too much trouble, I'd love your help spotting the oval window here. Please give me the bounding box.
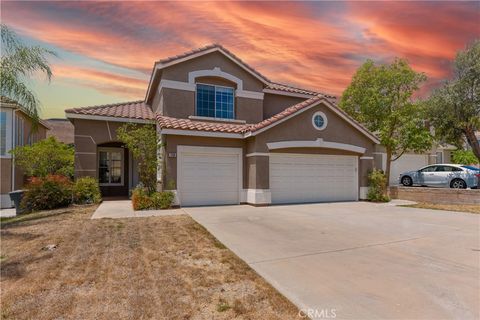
[312,111,327,130]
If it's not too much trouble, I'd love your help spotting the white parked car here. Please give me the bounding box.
[399,164,480,189]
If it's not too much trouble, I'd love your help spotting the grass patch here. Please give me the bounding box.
[402,203,480,214]
[1,205,302,319]
[216,299,231,312]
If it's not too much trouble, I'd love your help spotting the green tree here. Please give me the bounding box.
[117,124,158,194]
[426,41,480,162]
[340,58,433,184]
[451,149,479,165]
[0,24,56,121]
[10,137,74,178]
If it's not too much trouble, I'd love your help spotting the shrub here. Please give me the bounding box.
[451,149,479,165]
[131,187,174,210]
[367,169,390,202]
[73,177,101,204]
[10,137,74,178]
[151,191,175,209]
[21,175,73,212]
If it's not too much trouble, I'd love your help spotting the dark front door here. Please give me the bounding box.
[98,144,129,198]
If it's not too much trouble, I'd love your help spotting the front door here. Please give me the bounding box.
[98,146,129,197]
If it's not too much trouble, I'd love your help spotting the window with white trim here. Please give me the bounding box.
[196,84,234,119]
[0,112,6,155]
[15,114,24,147]
[312,111,328,131]
[98,148,123,185]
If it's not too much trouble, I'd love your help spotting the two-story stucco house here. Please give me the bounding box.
[65,44,382,206]
[0,96,50,208]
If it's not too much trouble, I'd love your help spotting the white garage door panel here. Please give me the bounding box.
[270,154,358,204]
[389,154,429,185]
[179,149,240,206]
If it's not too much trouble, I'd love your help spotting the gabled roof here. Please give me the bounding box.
[0,96,50,129]
[145,44,335,102]
[157,95,380,143]
[65,100,155,122]
[155,44,271,84]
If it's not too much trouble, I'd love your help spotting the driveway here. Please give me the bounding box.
[185,202,479,319]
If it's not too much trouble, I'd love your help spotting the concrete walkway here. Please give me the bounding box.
[0,208,16,218]
[91,200,184,219]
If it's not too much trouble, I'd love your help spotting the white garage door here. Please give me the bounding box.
[388,154,429,186]
[270,154,358,204]
[178,146,241,206]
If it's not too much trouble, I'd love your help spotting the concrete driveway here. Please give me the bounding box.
[185,202,479,320]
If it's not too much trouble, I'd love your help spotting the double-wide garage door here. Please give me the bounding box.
[270,154,358,204]
[178,147,358,206]
[178,147,241,206]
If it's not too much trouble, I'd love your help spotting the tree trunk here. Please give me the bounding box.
[385,149,392,187]
[464,127,480,163]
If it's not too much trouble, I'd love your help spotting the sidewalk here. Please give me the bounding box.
[91,200,185,219]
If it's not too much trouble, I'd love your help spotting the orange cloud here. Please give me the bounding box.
[53,65,147,98]
[2,1,478,101]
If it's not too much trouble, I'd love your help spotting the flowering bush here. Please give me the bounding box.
[21,175,73,212]
[131,187,174,210]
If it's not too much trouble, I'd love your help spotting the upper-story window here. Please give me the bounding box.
[15,114,24,147]
[0,112,7,155]
[196,84,234,119]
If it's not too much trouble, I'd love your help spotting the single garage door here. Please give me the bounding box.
[178,146,241,206]
[388,154,429,186]
[270,153,358,204]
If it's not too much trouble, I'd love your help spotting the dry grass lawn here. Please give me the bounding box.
[403,202,480,214]
[1,205,302,319]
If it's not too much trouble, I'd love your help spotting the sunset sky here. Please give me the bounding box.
[2,1,479,119]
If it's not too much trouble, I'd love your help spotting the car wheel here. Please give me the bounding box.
[401,176,413,187]
[450,179,467,189]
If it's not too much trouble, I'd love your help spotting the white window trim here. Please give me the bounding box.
[98,147,124,186]
[312,111,328,131]
[266,138,366,154]
[189,68,244,90]
[195,82,235,120]
[0,109,13,158]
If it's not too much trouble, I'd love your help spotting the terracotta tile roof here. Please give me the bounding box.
[265,83,338,100]
[157,95,324,134]
[157,115,249,134]
[157,95,378,142]
[65,100,155,120]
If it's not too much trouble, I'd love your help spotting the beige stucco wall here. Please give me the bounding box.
[0,158,12,194]
[263,93,306,119]
[72,118,152,179]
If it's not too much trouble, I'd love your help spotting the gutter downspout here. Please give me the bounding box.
[11,109,17,193]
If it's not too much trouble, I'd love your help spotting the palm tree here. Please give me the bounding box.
[0,24,56,121]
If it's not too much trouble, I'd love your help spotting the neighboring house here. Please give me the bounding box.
[374,145,455,186]
[46,118,74,145]
[66,44,380,206]
[0,96,50,208]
